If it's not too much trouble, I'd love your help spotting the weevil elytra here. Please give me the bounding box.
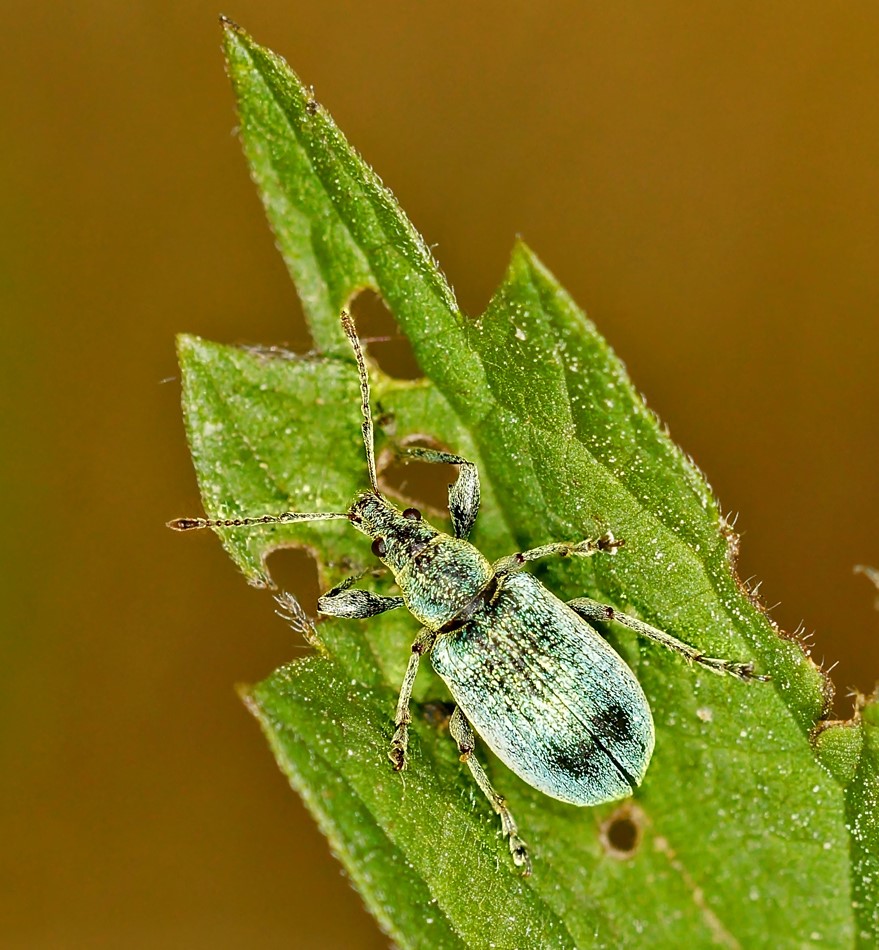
[171,310,768,875]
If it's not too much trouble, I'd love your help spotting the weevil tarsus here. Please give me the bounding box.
[566,597,769,681]
[449,707,532,876]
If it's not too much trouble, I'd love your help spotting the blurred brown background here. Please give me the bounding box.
[3,2,878,947]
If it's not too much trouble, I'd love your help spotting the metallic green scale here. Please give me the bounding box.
[431,571,654,805]
[171,311,767,876]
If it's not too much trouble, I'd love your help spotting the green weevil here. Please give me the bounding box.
[171,310,767,875]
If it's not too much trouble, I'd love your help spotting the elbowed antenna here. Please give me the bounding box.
[340,309,380,493]
[170,312,380,534]
[167,511,349,532]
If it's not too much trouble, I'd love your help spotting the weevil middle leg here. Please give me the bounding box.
[389,628,437,771]
[566,597,769,681]
[449,707,532,876]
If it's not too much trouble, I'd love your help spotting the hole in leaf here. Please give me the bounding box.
[599,803,645,860]
[349,289,422,380]
[607,815,638,852]
[379,449,454,520]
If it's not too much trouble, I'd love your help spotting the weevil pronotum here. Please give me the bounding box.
[171,310,768,875]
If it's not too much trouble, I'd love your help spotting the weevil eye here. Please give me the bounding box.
[402,507,421,521]
[371,537,387,558]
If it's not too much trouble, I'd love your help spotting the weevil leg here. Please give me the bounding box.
[396,446,480,540]
[493,531,623,576]
[449,707,532,876]
[389,629,437,771]
[566,597,769,681]
[317,577,403,619]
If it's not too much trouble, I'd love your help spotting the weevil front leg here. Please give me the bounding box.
[566,597,769,681]
[389,629,437,771]
[493,531,623,576]
[449,707,532,876]
[317,573,404,619]
[396,446,480,540]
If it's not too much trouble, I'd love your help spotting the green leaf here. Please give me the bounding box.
[175,19,879,947]
[815,696,879,946]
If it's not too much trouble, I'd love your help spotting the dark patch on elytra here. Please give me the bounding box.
[547,719,639,791]
[592,700,635,748]
[590,731,639,790]
[590,700,648,789]
[545,735,608,787]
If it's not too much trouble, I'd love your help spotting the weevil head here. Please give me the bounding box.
[347,491,440,574]
[347,490,493,629]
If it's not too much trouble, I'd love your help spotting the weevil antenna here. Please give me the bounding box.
[167,511,349,531]
[340,309,380,493]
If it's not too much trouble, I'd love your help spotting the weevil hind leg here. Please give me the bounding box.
[566,597,769,682]
[388,629,436,771]
[396,447,480,540]
[449,707,532,876]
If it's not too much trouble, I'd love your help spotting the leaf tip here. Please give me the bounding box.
[513,234,549,268]
[218,13,244,34]
[235,681,256,706]
[175,332,208,364]
[506,237,555,292]
[220,14,255,65]
[176,331,197,346]
[509,235,534,268]
[237,682,270,728]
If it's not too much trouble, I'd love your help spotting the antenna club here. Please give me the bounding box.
[167,517,203,531]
